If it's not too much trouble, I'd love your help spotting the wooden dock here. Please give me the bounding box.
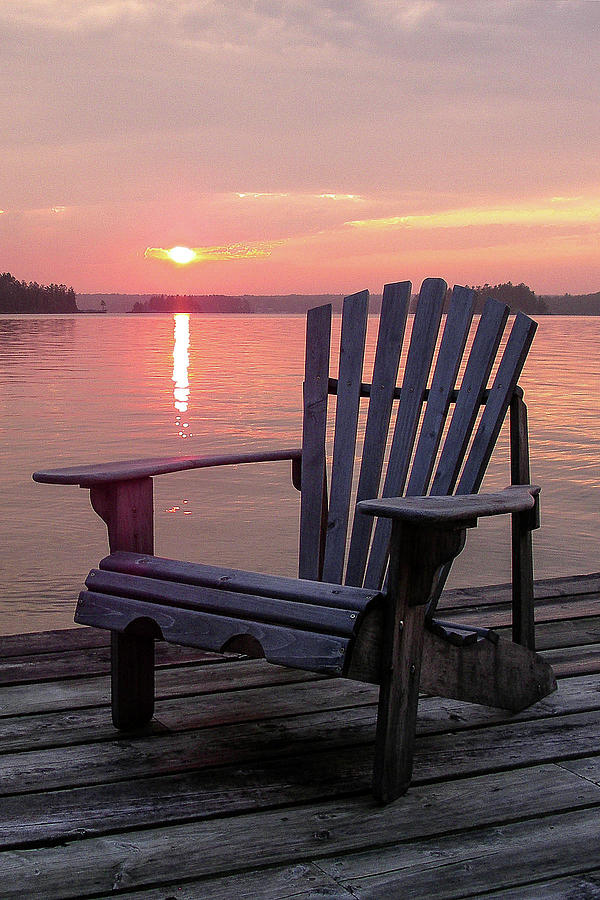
[1,573,599,898]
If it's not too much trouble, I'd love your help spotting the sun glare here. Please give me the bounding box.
[167,246,197,265]
[145,243,273,264]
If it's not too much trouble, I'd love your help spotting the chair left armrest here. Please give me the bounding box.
[33,448,302,487]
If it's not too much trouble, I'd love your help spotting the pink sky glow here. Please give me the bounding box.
[1,1,598,296]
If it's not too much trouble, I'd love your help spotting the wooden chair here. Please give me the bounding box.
[34,278,556,803]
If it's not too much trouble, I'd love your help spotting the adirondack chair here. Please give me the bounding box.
[34,278,556,803]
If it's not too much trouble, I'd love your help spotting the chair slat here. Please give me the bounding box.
[321,291,369,584]
[364,277,447,588]
[425,310,538,619]
[457,311,537,494]
[85,570,362,637]
[78,591,351,675]
[406,285,475,497]
[430,297,510,496]
[100,551,382,611]
[299,304,332,580]
[345,281,411,586]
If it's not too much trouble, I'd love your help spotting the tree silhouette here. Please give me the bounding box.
[0,273,78,313]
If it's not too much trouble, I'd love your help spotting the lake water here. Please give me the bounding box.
[1,313,598,635]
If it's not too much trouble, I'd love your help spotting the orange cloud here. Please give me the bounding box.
[145,243,273,264]
[345,196,600,231]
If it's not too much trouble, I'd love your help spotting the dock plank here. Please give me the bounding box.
[99,866,356,900]
[0,572,598,898]
[0,658,320,717]
[496,615,600,650]
[0,765,598,899]
[438,573,600,609]
[98,865,356,900]
[2,672,599,755]
[325,807,600,899]
[3,703,600,798]
[484,870,600,899]
[0,643,229,685]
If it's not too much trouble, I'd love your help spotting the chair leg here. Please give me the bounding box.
[372,600,427,803]
[372,520,467,803]
[111,631,155,729]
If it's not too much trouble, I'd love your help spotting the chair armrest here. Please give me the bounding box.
[357,485,540,526]
[33,448,302,487]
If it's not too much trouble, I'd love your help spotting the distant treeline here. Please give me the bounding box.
[466,282,549,315]
[539,291,600,315]
[131,294,252,313]
[0,272,78,313]
[129,284,553,316]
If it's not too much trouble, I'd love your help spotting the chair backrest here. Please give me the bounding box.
[298,278,537,590]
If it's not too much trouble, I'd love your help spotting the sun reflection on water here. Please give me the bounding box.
[172,313,191,438]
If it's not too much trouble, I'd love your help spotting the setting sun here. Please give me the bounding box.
[166,246,197,265]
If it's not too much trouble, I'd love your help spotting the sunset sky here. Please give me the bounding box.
[1,1,598,296]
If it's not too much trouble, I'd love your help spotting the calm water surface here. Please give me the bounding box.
[1,313,598,635]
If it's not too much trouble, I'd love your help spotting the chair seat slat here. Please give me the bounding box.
[85,569,364,637]
[77,591,351,675]
[100,551,381,611]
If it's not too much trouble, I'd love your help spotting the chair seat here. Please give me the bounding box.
[75,551,385,676]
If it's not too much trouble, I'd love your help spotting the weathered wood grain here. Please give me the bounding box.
[4,699,600,798]
[94,863,355,900]
[0,764,597,899]
[345,281,410,586]
[0,658,320,717]
[77,591,351,675]
[438,572,600,609]
[406,284,475,497]
[85,569,367,636]
[33,447,302,486]
[495,615,600,650]
[324,807,600,899]
[364,277,447,588]
[3,671,599,756]
[541,643,600,677]
[100,551,380,610]
[372,521,466,801]
[299,304,332,580]
[559,755,600,786]
[435,596,600,628]
[420,625,556,710]
[431,297,509,496]
[358,485,539,524]
[457,311,537,495]
[0,643,223,686]
[482,870,600,900]
[0,627,110,658]
[510,392,536,649]
[0,576,597,896]
[322,290,369,584]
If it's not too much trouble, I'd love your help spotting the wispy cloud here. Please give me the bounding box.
[145,243,273,264]
[346,197,600,231]
[234,191,364,202]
